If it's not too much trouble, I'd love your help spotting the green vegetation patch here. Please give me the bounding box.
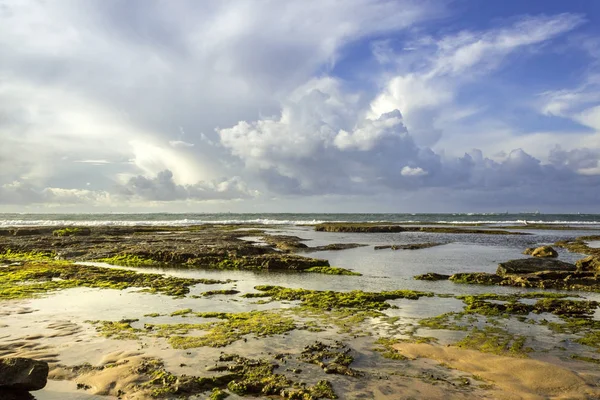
[575,330,600,349]
[571,354,600,364]
[198,289,241,296]
[0,262,211,299]
[303,266,362,276]
[52,227,91,237]
[373,337,407,360]
[146,310,296,348]
[243,285,433,311]
[455,327,532,357]
[0,249,56,262]
[97,253,159,267]
[136,353,339,398]
[299,341,360,377]
[87,319,142,340]
[419,312,469,331]
[449,273,503,285]
[170,308,193,316]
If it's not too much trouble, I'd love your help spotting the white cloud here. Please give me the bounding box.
[118,170,258,201]
[369,13,584,147]
[169,140,195,148]
[401,166,428,176]
[0,1,598,210]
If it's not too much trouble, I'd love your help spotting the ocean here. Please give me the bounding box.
[0,212,599,227]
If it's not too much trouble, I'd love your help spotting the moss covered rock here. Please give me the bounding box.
[523,246,558,258]
[576,256,600,273]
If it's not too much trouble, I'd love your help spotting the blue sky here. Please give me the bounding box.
[0,0,599,212]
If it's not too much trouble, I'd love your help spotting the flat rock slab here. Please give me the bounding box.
[497,259,577,277]
[0,357,49,391]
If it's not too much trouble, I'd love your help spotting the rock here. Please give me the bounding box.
[497,258,576,277]
[376,243,442,251]
[576,256,600,273]
[414,273,451,281]
[449,273,503,285]
[523,246,558,258]
[0,357,49,391]
[308,243,366,251]
[374,245,393,250]
[0,388,35,400]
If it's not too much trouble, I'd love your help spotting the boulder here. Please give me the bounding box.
[576,256,600,273]
[523,246,558,258]
[0,358,49,391]
[497,258,576,277]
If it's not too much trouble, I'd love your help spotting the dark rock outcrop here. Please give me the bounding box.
[414,273,451,281]
[0,357,49,391]
[497,258,576,277]
[375,243,443,251]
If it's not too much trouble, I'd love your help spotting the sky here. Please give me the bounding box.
[1,0,600,213]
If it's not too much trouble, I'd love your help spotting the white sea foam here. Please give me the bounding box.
[1,218,599,228]
[0,219,329,227]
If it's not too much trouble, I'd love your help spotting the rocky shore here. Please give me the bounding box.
[0,225,360,276]
[2,224,600,399]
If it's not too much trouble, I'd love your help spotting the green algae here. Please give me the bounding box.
[170,308,193,317]
[575,331,600,349]
[456,294,598,318]
[0,262,209,299]
[419,312,468,331]
[244,285,432,311]
[97,253,159,267]
[198,289,240,296]
[52,227,91,237]
[459,295,531,316]
[0,249,56,262]
[303,266,361,276]
[448,273,502,285]
[299,341,359,377]
[543,317,600,334]
[147,311,297,348]
[209,388,230,399]
[221,354,338,399]
[87,319,142,340]
[373,337,407,360]
[455,327,532,357]
[571,354,600,364]
[144,313,161,318]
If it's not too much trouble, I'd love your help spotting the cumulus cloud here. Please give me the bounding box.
[118,170,258,201]
[0,170,257,206]
[401,166,428,177]
[218,73,600,205]
[370,13,585,148]
[0,181,110,206]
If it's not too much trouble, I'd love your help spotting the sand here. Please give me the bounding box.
[394,343,600,400]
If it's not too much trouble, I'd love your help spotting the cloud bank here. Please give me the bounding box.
[0,1,599,211]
